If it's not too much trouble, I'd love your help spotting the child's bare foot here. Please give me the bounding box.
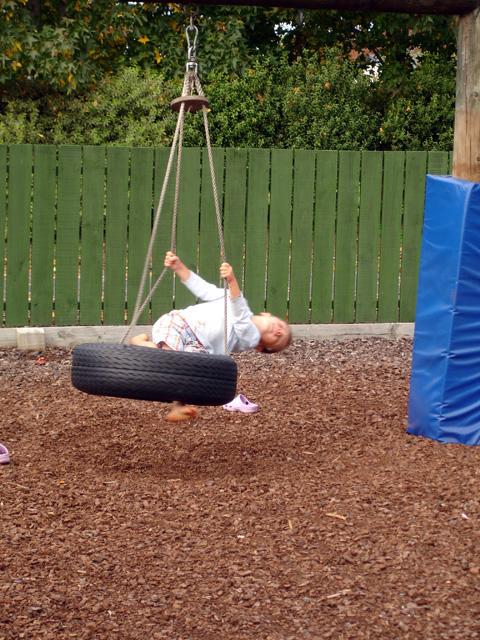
[130,333,158,348]
[166,403,198,422]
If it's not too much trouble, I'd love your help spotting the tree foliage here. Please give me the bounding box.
[0,1,457,96]
[283,49,381,150]
[0,2,457,150]
[380,53,455,150]
[278,10,457,89]
[0,50,455,151]
[0,0,144,94]
[0,0,284,95]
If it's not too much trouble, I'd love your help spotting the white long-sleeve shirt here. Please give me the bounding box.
[152,271,260,355]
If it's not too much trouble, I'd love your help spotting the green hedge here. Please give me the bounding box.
[0,50,455,151]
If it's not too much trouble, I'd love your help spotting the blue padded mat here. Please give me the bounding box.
[407,175,480,445]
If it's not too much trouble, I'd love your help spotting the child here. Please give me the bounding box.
[131,251,291,421]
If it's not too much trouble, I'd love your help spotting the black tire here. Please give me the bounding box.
[71,343,237,406]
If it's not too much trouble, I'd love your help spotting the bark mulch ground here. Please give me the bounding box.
[1,338,480,640]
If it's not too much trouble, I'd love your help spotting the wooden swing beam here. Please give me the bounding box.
[140,0,480,182]
[137,1,479,14]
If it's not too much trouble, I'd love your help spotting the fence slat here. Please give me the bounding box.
[198,147,225,289]
[151,148,175,321]
[174,147,202,310]
[104,147,129,325]
[289,150,316,323]
[311,151,338,323]
[378,152,405,322]
[56,146,82,325]
[6,145,32,326]
[244,148,270,313]
[0,146,7,324]
[400,152,428,322]
[80,146,105,325]
[267,149,293,319]
[427,151,450,175]
[31,145,56,326]
[223,148,248,285]
[333,151,361,323]
[128,147,154,324]
[356,151,383,322]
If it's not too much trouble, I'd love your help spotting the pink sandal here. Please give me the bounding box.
[0,444,10,465]
[223,394,259,414]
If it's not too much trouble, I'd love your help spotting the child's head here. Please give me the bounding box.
[253,313,292,353]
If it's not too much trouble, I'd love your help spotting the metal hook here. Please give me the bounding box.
[184,6,199,72]
[185,24,198,60]
[186,26,198,51]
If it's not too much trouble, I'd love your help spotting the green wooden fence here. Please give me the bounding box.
[0,145,451,328]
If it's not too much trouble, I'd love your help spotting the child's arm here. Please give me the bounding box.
[220,262,241,300]
[164,251,224,301]
[220,262,260,351]
[164,251,191,282]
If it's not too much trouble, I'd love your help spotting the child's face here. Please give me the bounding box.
[258,313,290,352]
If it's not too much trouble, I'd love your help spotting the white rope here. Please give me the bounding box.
[194,76,228,353]
[122,26,229,354]
[121,73,190,344]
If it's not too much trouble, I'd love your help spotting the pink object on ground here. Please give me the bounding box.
[223,394,259,413]
[0,444,10,465]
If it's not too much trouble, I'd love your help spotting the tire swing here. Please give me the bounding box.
[71,17,237,406]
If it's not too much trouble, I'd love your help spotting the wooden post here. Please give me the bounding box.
[453,9,480,182]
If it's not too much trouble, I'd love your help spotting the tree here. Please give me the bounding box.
[283,48,382,150]
[0,0,284,96]
[0,1,458,98]
[0,0,147,95]
[278,10,457,90]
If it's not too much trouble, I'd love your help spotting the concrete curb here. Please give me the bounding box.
[0,323,415,350]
